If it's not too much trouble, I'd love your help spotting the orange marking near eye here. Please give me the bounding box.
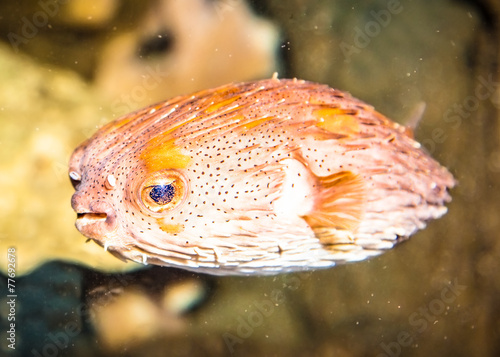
[140,137,191,171]
[314,108,360,136]
[156,220,184,234]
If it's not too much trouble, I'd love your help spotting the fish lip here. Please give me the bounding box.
[74,201,118,239]
[76,212,108,223]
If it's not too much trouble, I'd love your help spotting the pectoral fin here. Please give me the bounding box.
[302,171,365,247]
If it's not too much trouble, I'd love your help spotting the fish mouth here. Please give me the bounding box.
[76,212,108,225]
[73,201,118,239]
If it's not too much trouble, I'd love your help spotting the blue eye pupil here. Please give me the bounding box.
[149,184,175,205]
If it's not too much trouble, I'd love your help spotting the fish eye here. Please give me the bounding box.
[139,170,187,213]
[149,184,175,205]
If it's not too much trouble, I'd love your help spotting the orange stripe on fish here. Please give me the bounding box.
[205,95,241,114]
[313,108,361,137]
[157,221,184,234]
[140,137,191,171]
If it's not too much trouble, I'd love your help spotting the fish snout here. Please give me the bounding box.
[72,194,118,239]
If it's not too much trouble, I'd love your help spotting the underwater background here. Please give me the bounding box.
[0,0,499,356]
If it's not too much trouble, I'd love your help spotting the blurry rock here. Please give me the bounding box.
[91,289,183,349]
[0,262,93,357]
[84,267,211,351]
[0,0,153,80]
[161,278,207,314]
[0,43,142,276]
[58,0,120,28]
[95,0,280,115]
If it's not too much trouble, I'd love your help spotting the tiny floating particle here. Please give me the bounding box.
[69,78,455,275]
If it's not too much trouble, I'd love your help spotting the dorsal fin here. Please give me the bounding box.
[403,101,426,138]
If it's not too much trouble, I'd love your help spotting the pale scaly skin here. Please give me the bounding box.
[69,78,455,275]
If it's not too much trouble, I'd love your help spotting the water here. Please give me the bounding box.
[0,0,498,356]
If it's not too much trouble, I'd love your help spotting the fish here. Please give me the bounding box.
[69,77,455,275]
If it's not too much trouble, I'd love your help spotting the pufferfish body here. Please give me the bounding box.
[69,78,454,275]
